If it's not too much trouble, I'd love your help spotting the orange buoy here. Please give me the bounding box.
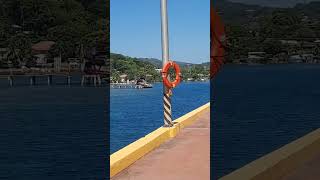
[162,61,181,88]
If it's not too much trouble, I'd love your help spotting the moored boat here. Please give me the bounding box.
[136,78,153,88]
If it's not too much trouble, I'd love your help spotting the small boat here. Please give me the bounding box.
[136,78,153,88]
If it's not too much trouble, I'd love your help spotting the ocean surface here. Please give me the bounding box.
[110,82,210,153]
[0,77,108,180]
[212,64,320,179]
[3,64,319,179]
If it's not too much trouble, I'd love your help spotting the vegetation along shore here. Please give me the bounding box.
[110,53,209,83]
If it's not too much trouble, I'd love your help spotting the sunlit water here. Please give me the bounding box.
[110,82,209,153]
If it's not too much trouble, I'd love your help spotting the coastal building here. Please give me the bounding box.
[272,53,288,63]
[280,40,299,46]
[120,74,128,83]
[68,58,81,70]
[248,52,266,63]
[155,68,162,73]
[302,54,315,63]
[288,55,304,63]
[31,41,55,67]
[145,74,152,79]
[301,41,316,49]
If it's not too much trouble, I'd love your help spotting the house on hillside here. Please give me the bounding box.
[120,74,128,83]
[288,55,303,63]
[248,52,266,63]
[301,54,314,63]
[31,41,55,67]
[155,68,162,73]
[280,40,299,46]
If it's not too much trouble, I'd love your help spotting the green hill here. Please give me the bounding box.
[110,53,209,82]
[229,0,316,8]
[137,57,202,68]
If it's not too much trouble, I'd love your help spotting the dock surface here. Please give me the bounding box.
[281,153,320,180]
[219,128,320,180]
[112,108,210,180]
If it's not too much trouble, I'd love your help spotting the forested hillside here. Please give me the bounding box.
[216,0,320,63]
[110,53,209,82]
[0,0,108,67]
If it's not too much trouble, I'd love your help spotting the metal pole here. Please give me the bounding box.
[161,0,169,64]
[161,0,173,127]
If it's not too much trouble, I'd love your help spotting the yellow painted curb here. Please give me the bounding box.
[220,128,320,180]
[110,102,210,178]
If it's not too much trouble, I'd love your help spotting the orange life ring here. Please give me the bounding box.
[162,61,181,88]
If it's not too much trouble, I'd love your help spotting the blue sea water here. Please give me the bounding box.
[0,81,108,179]
[5,64,319,179]
[212,64,320,179]
[110,82,209,153]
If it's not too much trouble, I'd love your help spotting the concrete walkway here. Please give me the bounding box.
[281,153,320,180]
[112,108,210,180]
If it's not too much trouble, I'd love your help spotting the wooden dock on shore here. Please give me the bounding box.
[110,83,144,89]
[0,73,104,86]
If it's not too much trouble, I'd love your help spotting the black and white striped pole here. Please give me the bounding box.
[160,0,173,127]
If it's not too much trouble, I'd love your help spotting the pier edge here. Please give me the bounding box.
[110,102,210,177]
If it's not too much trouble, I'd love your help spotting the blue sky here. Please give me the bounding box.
[111,0,209,64]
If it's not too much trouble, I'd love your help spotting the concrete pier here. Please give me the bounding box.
[281,149,320,180]
[111,103,210,180]
[220,128,320,180]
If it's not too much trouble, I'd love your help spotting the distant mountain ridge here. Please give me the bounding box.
[229,0,319,7]
[214,0,272,24]
[215,0,320,24]
[137,58,199,68]
[111,53,208,68]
